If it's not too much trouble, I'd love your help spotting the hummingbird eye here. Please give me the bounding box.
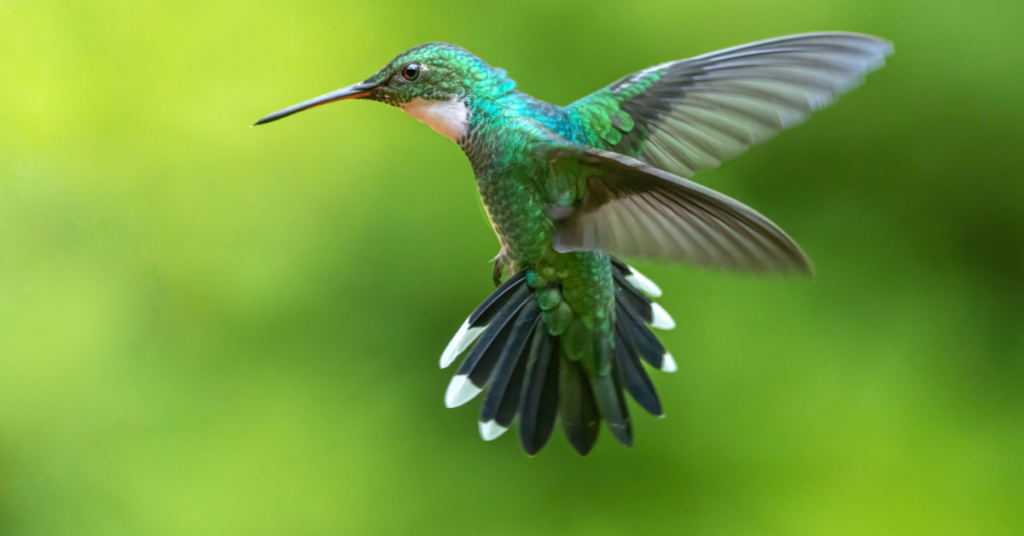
[401,63,422,81]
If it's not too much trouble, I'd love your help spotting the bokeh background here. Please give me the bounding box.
[2,0,1023,534]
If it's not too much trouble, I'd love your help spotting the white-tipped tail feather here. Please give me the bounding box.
[444,374,483,408]
[455,327,484,355]
[439,319,484,368]
[650,302,676,330]
[478,420,509,441]
[625,266,662,298]
[438,259,679,454]
[661,352,678,372]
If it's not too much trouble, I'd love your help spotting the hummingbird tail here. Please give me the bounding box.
[439,258,675,456]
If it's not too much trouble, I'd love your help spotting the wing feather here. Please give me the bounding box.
[567,32,892,178]
[548,148,812,273]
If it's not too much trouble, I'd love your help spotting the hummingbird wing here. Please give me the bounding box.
[545,146,812,273]
[565,32,892,179]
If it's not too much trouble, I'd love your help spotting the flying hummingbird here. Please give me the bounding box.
[254,32,892,455]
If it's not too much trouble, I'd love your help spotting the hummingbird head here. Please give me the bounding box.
[254,42,516,142]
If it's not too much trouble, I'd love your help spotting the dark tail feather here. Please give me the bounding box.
[478,301,542,440]
[438,271,529,369]
[611,262,674,330]
[444,284,531,408]
[559,355,601,455]
[468,270,528,326]
[610,257,664,299]
[440,258,675,455]
[518,328,560,455]
[612,267,654,323]
[617,298,676,372]
[589,337,633,447]
[615,322,663,416]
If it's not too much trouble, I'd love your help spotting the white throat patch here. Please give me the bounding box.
[402,97,470,142]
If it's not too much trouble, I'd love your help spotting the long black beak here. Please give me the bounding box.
[252,81,378,126]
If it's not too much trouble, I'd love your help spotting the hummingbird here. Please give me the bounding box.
[254,32,892,455]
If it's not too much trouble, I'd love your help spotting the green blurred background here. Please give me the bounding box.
[2,0,1023,534]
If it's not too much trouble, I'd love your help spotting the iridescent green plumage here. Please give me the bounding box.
[254,33,893,455]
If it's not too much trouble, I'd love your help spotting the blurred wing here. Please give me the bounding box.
[567,32,892,178]
[548,147,811,273]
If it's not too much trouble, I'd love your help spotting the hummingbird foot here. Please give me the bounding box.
[491,248,509,287]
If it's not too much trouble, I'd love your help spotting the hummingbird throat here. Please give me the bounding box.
[402,97,470,142]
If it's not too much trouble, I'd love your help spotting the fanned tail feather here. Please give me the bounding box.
[478,301,542,440]
[559,356,601,455]
[615,321,663,416]
[589,338,633,447]
[518,327,561,454]
[440,271,528,368]
[440,257,676,455]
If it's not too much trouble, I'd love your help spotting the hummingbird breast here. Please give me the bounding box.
[459,93,586,269]
[473,160,553,269]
